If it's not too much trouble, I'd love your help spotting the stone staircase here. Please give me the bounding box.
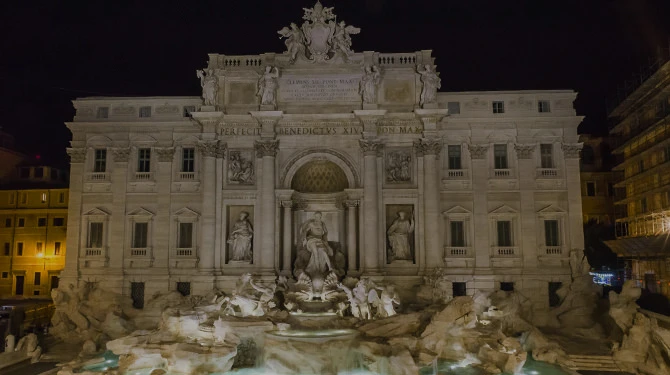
[567,354,623,372]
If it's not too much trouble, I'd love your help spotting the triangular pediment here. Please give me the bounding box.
[83,207,110,216]
[443,205,471,215]
[538,204,566,214]
[127,207,154,217]
[489,205,518,214]
[174,207,200,217]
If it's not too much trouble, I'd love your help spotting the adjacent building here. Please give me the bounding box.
[606,58,670,296]
[59,3,585,322]
[579,134,620,226]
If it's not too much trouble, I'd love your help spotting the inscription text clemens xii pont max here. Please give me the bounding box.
[279,76,360,102]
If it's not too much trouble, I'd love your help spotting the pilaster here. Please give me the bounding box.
[61,148,86,287]
[468,144,491,268]
[255,139,280,274]
[108,147,130,281]
[515,144,538,269]
[562,143,585,252]
[154,147,174,271]
[358,138,384,274]
[414,138,443,270]
[197,141,219,275]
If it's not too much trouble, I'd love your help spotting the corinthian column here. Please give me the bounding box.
[281,200,293,274]
[197,141,218,273]
[255,139,279,273]
[344,199,360,274]
[415,138,443,270]
[359,139,383,274]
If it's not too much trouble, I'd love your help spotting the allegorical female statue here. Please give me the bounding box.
[228,211,253,262]
[387,211,414,261]
[416,64,441,107]
[257,66,280,107]
[197,69,218,106]
[359,65,381,104]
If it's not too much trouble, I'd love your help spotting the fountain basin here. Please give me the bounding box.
[266,328,358,343]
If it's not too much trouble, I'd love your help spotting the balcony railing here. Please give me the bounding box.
[537,168,559,178]
[493,246,517,256]
[444,246,471,257]
[445,169,468,179]
[493,169,512,178]
[178,172,196,180]
[544,246,563,255]
[86,172,109,181]
[131,248,148,256]
[85,248,102,256]
[134,172,154,181]
[176,248,194,257]
[377,53,418,66]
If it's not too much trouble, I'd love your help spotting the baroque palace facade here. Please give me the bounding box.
[61,2,584,316]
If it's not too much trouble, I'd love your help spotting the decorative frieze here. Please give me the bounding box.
[254,140,280,158]
[514,144,536,159]
[197,141,219,157]
[561,143,583,159]
[66,148,87,163]
[358,138,384,156]
[413,138,442,156]
[155,147,175,162]
[467,144,489,160]
[111,147,131,162]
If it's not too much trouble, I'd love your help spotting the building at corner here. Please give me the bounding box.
[60,2,584,321]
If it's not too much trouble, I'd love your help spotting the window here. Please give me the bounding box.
[20,193,27,204]
[586,182,596,197]
[94,149,107,173]
[132,222,148,248]
[447,102,461,115]
[540,144,553,168]
[54,242,61,256]
[178,223,193,248]
[137,148,151,172]
[96,107,109,119]
[177,282,191,296]
[639,160,645,173]
[33,290,40,296]
[17,218,25,227]
[36,242,43,256]
[53,217,64,227]
[3,243,9,256]
[641,198,648,213]
[544,220,559,246]
[4,218,10,227]
[131,282,145,309]
[17,242,23,256]
[88,222,104,248]
[34,272,41,286]
[8,193,15,205]
[500,282,514,292]
[41,193,47,203]
[450,221,465,247]
[182,148,195,172]
[548,282,562,307]
[1,272,7,279]
[139,106,152,118]
[34,167,44,178]
[59,192,65,203]
[492,101,505,114]
[493,144,508,169]
[538,100,551,113]
[496,221,512,246]
[38,218,47,227]
[183,106,196,117]
[452,282,467,297]
[447,145,462,170]
[19,168,30,179]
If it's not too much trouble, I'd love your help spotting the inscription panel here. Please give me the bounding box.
[279,75,361,103]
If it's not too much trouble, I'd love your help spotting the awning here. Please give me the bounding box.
[604,234,670,257]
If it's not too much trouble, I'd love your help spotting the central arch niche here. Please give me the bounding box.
[291,160,349,193]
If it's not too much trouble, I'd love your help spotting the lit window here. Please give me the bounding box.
[96,107,109,119]
[41,193,47,203]
[36,242,43,256]
[493,144,508,169]
[54,242,62,256]
[137,148,151,172]
[538,100,551,113]
[182,148,195,172]
[492,101,505,114]
[139,106,152,118]
[94,149,107,173]
[447,145,462,170]
[540,144,553,168]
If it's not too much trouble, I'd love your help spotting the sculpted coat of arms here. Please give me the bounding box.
[278,1,360,63]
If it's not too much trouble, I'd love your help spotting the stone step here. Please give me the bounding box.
[567,354,623,372]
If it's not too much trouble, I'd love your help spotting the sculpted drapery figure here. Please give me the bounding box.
[416,64,441,107]
[299,212,333,276]
[228,212,253,262]
[257,66,280,107]
[197,69,218,106]
[277,23,306,64]
[387,211,415,261]
[360,65,381,104]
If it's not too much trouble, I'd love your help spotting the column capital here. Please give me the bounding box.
[294,199,308,211]
[197,140,219,157]
[155,147,175,162]
[280,200,294,209]
[514,144,536,159]
[358,138,384,156]
[215,142,228,159]
[66,147,87,163]
[254,139,279,158]
[467,144,489,160]
[343,199,360,208]
[561,142,583,159]
[413,138,443,156]
[111,147,131,162]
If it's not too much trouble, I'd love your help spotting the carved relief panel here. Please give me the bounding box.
[226,206,254,264]
[227,149,256,186]
[384,148,413,186]
[385,204,415,264]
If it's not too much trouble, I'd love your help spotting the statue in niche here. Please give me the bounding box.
[386,151,411,183]
[196,69,218,106]
[277,23,306,64]
[387,211,415,261]
[228,151,254,185]
[228,212,253,262]
[257,66,279,108]
[359,65,381,104]
[416,64,441,107]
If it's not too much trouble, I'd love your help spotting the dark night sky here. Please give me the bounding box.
[0,0,668,168]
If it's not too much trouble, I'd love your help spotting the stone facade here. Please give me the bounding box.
[61,3,583,320]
